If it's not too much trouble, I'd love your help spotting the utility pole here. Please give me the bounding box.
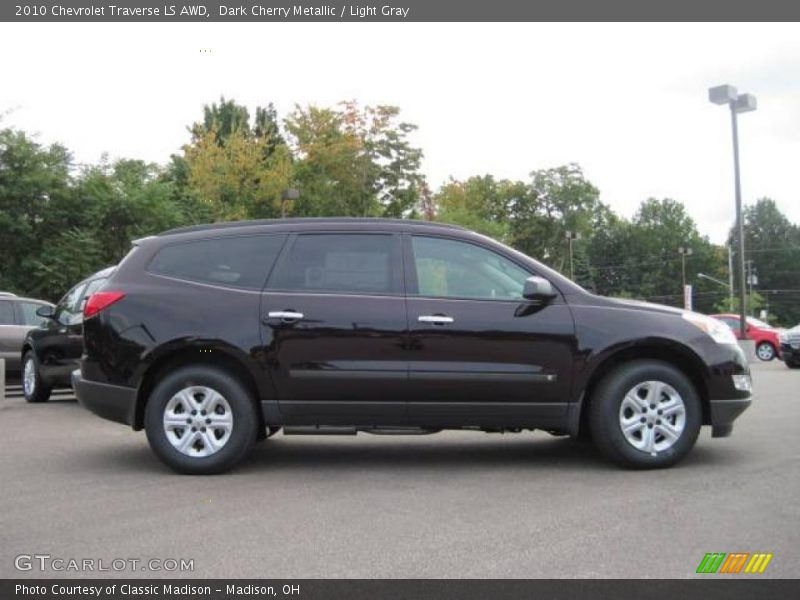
[727,245,734,312]
[565,231,581,281]
[745,260,757,316]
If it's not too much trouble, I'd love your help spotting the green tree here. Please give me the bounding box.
[285,102,424,218]
[737,198,800,325]
[0,128,73,295]
[509,164,600,272]
[433,175,520,241]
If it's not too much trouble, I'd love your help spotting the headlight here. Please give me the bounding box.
[779,332,788,344]
[682,312,738,345]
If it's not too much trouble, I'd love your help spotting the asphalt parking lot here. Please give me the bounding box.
[0,361,797,579]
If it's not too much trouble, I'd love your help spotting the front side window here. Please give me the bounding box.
[19,302,50,327]
[149,235,286,290]
[55,284,87,325]
[270,234,400,294]
[411,236,530,300]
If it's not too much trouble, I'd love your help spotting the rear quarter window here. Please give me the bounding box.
[147,235,286,290]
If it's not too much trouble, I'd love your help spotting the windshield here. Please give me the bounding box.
[747,317,772,329]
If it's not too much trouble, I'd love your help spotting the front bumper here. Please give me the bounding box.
[780,343,800,363]
[709,398,751,438]
[72,369,137,427]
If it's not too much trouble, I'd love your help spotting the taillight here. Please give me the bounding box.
[84,291,125,318]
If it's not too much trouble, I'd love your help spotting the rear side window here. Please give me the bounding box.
[149,235,286,290]
[0,300,15,324]
[269,234,401,295]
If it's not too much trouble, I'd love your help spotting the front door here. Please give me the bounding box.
[404,234,576,428]
[39,282,88,380]
[262,232,408,426]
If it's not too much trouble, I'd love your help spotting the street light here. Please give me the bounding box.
[697,272,730,289]
[709,84,756,341]
[565,231,581,280]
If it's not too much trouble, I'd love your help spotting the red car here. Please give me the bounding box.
[711,313,781,361]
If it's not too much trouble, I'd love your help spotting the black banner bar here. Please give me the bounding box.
[2,579,798,600]
[3,0,800,22]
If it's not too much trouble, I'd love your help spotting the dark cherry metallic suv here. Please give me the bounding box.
[73,218,752,474]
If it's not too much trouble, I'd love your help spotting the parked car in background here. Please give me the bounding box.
[0,293,54,372]
[73,218,752,474]
[20,267,115,402]
[710,313,781,361]
[779,326,800,369]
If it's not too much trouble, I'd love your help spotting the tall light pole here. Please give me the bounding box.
[565,231,581,280]
[709,84,756,340]
[677,246,693,290]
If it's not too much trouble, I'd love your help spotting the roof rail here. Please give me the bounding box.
[0,291,18,297]
[158,217,466,237]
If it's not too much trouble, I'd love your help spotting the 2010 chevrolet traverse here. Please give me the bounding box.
[73,218,752,474]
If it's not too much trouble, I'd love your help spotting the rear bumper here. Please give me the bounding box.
[709,398,751,438]
[72,370,137,427]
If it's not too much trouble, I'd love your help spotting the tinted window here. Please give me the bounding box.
[270,234,399,294]
[0,300,15,325]
[80,277,108,311]
[19,302,49,327]
[149,235,285,289]
[411,236,530,300]
[55,283,87,326]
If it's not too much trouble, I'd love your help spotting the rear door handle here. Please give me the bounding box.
[418,315,454,325]
[266,310,305,323]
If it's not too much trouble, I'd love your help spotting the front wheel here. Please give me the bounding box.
[589,360,702,469]
[22,351,52,403]
[144,366,258,474]
[756,342,776,362]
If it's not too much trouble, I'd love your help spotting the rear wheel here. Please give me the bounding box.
[589,360,702,469]
[144,365,258,474]
[22,351,51,403]
[756,342,776,362]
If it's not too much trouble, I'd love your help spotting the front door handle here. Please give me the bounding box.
[418,315,454,325]
[266,311,305,323]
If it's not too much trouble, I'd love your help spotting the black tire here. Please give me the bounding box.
[589,360,702,469]
[144,365,258,474]
[756,342,776,362]
[22,351,52,403]
[787,360,800,370]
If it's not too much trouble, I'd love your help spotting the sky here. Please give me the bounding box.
[1,22,798,243]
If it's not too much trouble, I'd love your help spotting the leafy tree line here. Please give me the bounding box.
[1,98,798,325]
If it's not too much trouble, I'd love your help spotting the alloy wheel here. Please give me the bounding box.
[618,380,686,454]
[757,343,775,361]
[23,358,36,397]
[163,386,234,458]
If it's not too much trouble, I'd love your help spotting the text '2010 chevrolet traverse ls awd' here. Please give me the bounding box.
[73,218,752,474]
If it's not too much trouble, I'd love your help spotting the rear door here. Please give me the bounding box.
[262,232,408,425]
[0,299,25,370]
[404,234,576,428]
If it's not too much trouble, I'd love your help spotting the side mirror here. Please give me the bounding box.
[36,305,55,319]
[523,276,556,301]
